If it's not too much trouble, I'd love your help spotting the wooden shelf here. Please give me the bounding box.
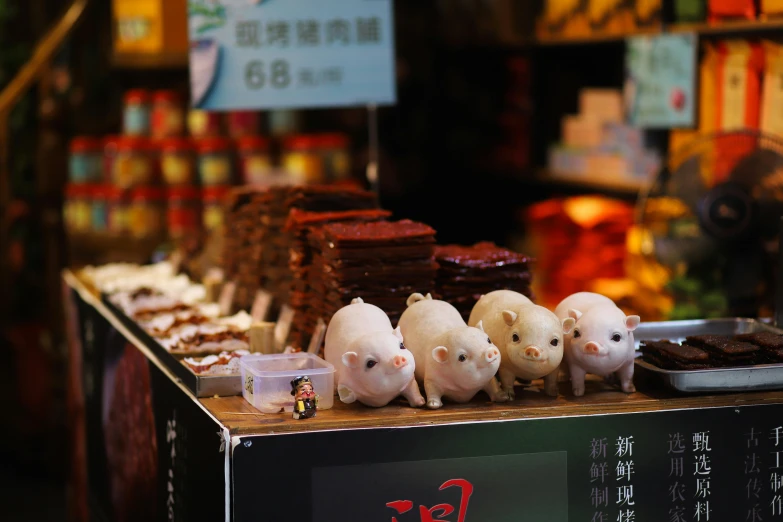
[111,51,189,70]
[536,27,660,46]
[541,171,648,195]
[669,18,783,36]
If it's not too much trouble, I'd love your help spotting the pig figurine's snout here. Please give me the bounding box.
[523,345,544,361]
[583,341,607,356]
[485,347,500,364]
[393,354,408,369]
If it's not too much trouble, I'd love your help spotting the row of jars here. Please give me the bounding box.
[64,184,229,239]
[69,133,351,187]
[123,89,261,139]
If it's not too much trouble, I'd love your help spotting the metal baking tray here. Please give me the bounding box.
[634,318,783,394]
[102,295,243,398]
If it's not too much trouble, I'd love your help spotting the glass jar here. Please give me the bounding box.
[315,133,351,181]
[69,137,103,183]
[196,137,234,186]
[225,111,260,138]
[107,186,130,235]
[128,186,165,238]
[151,90,185,139]
[237,136,273,185]
[188,109,223,138]
[123,89,151,136]
[167,186,202,239]
[113,137,154,188]
[64,183,90,234]
[282,135,323,184]
[161,138,196,186]
[102,136,121,184]
[203,186,230,231]
[90,185,109,233]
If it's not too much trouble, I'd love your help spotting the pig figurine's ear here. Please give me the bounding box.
[562,317,576,334]
[351,297,364,305]
[342,352,360,368]
[502,310,518,326]
[476,320,485,333]
[625,315,641,332]
[432,346,449,364]
[568,309,583,321]
[393,326,404,342]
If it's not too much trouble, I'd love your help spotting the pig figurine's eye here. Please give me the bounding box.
[550,338,559,347]
[573,330,581,338]
[458,354,468,362]
[512,333,520,343]
[611,333,622,342]
[399,342,405,350]
[487,337,492,344]
[366,360,377,369]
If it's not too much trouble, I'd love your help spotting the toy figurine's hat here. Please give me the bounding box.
[290,375,313,395]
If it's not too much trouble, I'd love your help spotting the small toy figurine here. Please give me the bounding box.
[291,376,318,420]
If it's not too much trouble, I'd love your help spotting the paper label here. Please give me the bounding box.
[307,318,327,354]
[722,65,747,130]
[274,305,295,353]
[250,290,272,322]
[218,281,236,316]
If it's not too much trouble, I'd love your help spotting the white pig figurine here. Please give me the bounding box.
[324,297,425,408]
[554,292,640,397]
[399,293,505,409]
[469,290,574,399]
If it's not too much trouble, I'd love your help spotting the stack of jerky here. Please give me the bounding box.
[735,332,783,363]
[285,208,391,350]
[685,335,761,366]
[311,220,438,337]
[434,241,534,322]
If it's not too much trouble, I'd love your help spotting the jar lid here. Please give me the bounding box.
[152,90,181,103]
[70,136,103,153]
[237,135,270,151]
[161,137,194,153]
[105,186,128,201]
[168,186,202,200]
[117,136,153,152]
[283,135,318,151]
[65,183,89,197]
[314,133,349,149]
[196,137,233,153]
[203,186,231,201]
[124,89,150,104]
[89,184,113,199]
[103,135,122,148]
[130,186,166,200]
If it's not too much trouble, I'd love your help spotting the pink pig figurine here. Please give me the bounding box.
[399,293,505,409]
[324,297,425,408]
[554,292,641,397]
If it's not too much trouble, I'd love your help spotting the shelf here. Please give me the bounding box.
[668,18,783,36]
[542,171,648,195]
[111,51,189,70]
[536,27,660,46]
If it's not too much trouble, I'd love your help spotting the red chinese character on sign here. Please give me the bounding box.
[386,478,474,522]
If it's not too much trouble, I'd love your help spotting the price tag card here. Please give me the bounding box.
[218,281,237,316]
[274,304,295,353]
[625,33,697,128]
[187,0,396,110]
[250,290,273,322]
[307,318,327,354]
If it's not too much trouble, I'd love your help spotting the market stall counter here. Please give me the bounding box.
[65,270,783,522]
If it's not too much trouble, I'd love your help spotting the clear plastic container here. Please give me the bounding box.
[240,353,335,413]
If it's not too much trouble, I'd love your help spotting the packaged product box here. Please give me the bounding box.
[760,0,783,16]
[538,0,590,39]
[112,0,188,54]
[674,0,706,22]
[707,0,756,20]
[587,0,633,34]
[562,116,604,148]
[761,42,783,137]
[579,88,624,123]
[717,40,763,131]
[549,146,589,175]
[633,0,663,28]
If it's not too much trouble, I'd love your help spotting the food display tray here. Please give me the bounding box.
[102,295,243,398]
[634,318,783,394]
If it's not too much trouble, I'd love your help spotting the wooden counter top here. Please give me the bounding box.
[200,377,783,436]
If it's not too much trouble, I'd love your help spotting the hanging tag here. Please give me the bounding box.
[251,290,273,322]
[218,281,237,316]
[274,305,295,353]
[307,318,327,354]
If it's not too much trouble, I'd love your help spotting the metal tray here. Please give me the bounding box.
[634,318,783,394]
[102,295,243,398]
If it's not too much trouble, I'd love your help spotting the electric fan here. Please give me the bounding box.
[636,130,783,320]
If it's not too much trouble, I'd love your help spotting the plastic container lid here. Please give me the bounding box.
[124,89,150,104]
[196,137,233,154]
[203,186,231,202]
[237,136,270,151]
[70,137,103,153]
[283,135,318,151]
[161,137,194,153]
[152,90,181,104]
[130,186,166,201]
[168,186,202,200]
[314,133,349,149]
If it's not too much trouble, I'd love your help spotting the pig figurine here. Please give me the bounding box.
[398,293,505,409]
[469,290,574,399]
[324,297,425,408]
[554,292,640,397]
